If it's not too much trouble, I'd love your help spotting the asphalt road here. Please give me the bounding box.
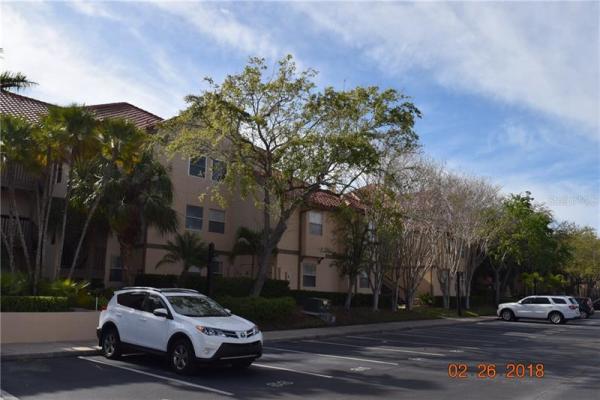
[2,315,599,400]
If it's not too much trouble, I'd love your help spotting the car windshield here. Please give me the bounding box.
[166,295,229,317]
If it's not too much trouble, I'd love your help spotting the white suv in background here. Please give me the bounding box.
[97,287,262,374]
[497,295,580,324]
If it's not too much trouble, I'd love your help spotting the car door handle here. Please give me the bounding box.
[115,312,122,318]
[139,317,147,322]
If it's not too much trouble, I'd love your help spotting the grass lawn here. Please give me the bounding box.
[260,305,497,331]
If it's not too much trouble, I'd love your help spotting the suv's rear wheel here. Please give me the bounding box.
[580,310,588,319]
[170,339,195,374]
[549,311,564,325]
[501,309,515,322]
[102,327,121,359]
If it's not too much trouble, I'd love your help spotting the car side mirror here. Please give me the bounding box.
[153,308,169,318]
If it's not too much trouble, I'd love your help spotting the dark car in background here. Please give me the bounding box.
[593,298,600,311]
[574,297,594,319]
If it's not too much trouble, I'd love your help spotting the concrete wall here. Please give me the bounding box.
[0,311,100,344]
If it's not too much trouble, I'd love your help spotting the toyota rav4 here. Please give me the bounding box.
[97,287,262,374]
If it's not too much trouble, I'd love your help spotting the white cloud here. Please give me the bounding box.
[294,2,599,139]
[150,2,280,60]
[1,3,183,117]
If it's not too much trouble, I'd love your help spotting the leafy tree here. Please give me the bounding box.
[0,71,36,92]
[155,232,208,280]
[486,192,555,304]
[229,226,265,279]
[562,225,600,296]
[163,55,420,296]
[328,203,371,310]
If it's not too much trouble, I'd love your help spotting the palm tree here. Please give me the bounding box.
[67,118,145,280]
[155,232,209,280]
[0,71,36,92]
[105,152,178,284]
[230,227,264,278]
[42,105,100,279]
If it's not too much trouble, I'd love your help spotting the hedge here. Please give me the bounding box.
[217,296,296,323]
[134,274,290,298]
[1,296,70,312]
[288,289,392,309]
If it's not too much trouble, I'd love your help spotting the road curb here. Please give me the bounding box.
[1,347,101,362]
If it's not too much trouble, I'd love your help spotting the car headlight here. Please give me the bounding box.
[252,325,260,335]
[196,326,227,336]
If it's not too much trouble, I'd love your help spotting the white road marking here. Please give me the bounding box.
[253,363,333,378]
[350,366,371,372]
[266,380,294,388]
[303,339,444,357]
[78,356,233,396]
[346,335,481,350]
[1,389,20,400]
[265,346,399,366]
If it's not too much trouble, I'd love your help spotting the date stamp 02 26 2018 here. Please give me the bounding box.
[448,363,545,379]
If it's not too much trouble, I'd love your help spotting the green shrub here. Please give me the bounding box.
[288,289,392,309]
[1,296,69,312]
[418,292,434,306]
[217,296,296,323]
[0,272,30,295]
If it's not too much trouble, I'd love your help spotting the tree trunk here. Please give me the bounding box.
[372,279,382,311]
[392,281,399,312]
[405,290,414,311]
[493,268,501,306]
[251,243,273,297]
[33,162,55,294]
[53,169,72,280]
[344,277,354,311]
[8,183,32,275]
[119,241,134,285]
[67,196,101,279]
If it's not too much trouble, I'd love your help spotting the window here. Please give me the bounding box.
[117,292,145,310]
[142,294,166,314]
[533,297,551,304]
[208,209,225,233]
[308,211,323,235]
[211,159,226,181]
[521,297,534,304]
[552,298,566,304]
[185,205,203,231]
[189,157,206,177]
[359,271,369,289]
[302,263,316,288]
[109,255,123,282]
[210,261,223,276]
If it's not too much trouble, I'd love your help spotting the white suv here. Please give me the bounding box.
[97,287,263,374]
[497,295,581,324]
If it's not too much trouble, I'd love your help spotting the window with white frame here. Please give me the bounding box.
[308,211,323,236]
[302,263,317,288]
[109,255,123,282]
[208,209,225,233]
[185,205,203,231]
[210,260,224,276]
[211,159,226,181]
[188,157,206,177]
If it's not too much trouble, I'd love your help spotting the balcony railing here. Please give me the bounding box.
[1,163,37,190]
[0,215,36,249]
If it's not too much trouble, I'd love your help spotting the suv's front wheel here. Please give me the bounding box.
[170,339,195,374]
[102,327,122,359]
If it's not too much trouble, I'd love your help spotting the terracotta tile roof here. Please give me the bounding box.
[0,91,163,128]
[308,189,366,211]
[0,90,52,123]
[85,102,162,129]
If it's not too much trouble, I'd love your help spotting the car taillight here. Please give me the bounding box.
[101,306,108,311]
[569,305,577,310]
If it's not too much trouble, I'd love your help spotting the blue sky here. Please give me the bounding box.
[2,1,599,230]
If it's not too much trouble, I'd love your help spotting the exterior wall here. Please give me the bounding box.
[0,311,100,344]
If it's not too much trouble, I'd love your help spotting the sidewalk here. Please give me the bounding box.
[1,316,496,361]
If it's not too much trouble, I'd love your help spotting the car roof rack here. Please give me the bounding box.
[118,287,201,294]
[158,288,200,294]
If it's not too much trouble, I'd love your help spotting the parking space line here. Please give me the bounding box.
[265,346,399,366]
[346,335,481,350]
[253,363,333,378]
[78,356,233,396]
[303,339,444,356]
